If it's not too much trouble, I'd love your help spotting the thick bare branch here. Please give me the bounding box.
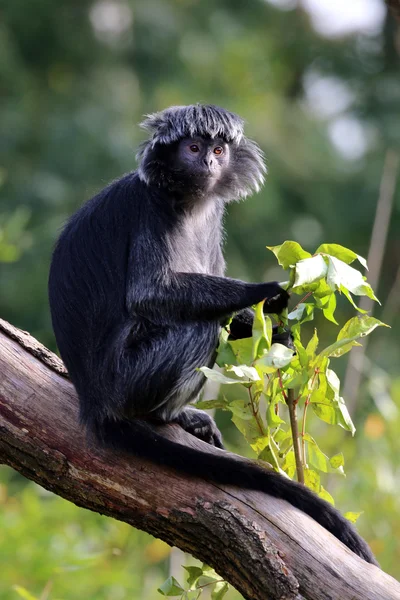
[0,318,399,600]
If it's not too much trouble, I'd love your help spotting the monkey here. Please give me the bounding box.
[48,104,377,565]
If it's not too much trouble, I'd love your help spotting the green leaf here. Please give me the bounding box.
[335,396,356,435]
[326,256,378,301]
[281,450,297,479]
[330,453,345,469]
[306,329,319,359]
[304,468,321,492]
[184,591,202,600]
[322,293,338,325]
[228,337,254,365]
[326,368,340,396]
[338,315,389,341]
[288,302,314,324]
[315,243,367,269]
[256,343,294,369]
[198,365,260,385]
[183,566,204,588]
[303,434,330,473]
[12,587,38,600]
[158,576,185,596]
[216,332,238,367]
[231,415,268,453]
[318,316,388,359]
[252,303,272,359]
[318,486,335,505]
[304,434,345,474]
[227,365,260,381]
[267,240,311,269]
[228,400,253,420]
[266,401,285,427]
[293,254,328,287]
[344,511,363,523]
[293,338,309,368]
[211,582,229,600]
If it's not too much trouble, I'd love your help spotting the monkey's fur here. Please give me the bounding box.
[49,104,376,564]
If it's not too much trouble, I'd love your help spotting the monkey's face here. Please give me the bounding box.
[172,137,231,193]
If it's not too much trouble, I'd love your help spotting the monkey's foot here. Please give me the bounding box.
[174,407,224,449]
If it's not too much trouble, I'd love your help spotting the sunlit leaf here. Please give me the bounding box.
[330,453,345,469]
[252,302,272,359]
[183,566,204,587]
[326,256,378,301]
[267,240,311,269]
[322,293,338,325]
[256,343,294,369]
[304,468,321,492]
[306,329,319,359]
[231,415,268,453]
[315,243,367,269]
[293,254,328,287]
[335,396,356,435]
[227,365,260,381]
[227,337,254,365]
[158,576,185,596]
[211,581,229,599]
[288,303,314,323]
[229,400,253,420]
[318,486,335,505]
[266,401,285,427]
[344,511,363,523]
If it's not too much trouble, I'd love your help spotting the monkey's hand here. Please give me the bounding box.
[272,325,294,350]
[263,284,290,315]
[174,407,224,449]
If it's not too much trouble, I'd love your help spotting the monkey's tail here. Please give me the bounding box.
[91,417,377,566]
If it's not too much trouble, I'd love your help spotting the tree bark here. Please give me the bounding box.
[0,318,399,600]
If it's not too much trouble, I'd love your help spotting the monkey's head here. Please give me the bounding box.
[137,104,266,202]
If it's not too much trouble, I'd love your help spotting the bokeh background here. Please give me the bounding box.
[1,0,400,598]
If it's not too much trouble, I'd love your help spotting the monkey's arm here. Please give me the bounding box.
[132,273,288,320]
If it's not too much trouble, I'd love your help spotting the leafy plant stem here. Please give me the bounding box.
[286,388,304,484]
[292,290,313,310]
[277,369,288,401]
[248,387,264,435]
[301,368,319,464]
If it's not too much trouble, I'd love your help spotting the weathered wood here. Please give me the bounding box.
[0,318,399,600]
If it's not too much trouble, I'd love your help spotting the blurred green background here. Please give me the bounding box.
[1,0,399,598]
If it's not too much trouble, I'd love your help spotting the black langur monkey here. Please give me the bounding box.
[49,104,376,564]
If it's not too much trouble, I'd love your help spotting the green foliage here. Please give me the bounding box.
[201,242,388,504]
[158,564,227,599]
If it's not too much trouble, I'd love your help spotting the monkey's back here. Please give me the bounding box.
[48,172,223,422]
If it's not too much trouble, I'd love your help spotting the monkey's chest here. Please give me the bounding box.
[166,220,223,275]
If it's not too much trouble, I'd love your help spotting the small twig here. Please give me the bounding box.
[286,388,305,485]
[292,291,313,312]
[277,368,288,402]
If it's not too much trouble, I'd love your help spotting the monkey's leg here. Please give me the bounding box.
[173,407,224,449]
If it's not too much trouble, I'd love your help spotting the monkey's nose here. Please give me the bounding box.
[203,156,213,168]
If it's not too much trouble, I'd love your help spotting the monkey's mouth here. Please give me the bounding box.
[193,167,219,179]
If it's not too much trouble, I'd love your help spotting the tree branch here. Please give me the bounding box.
[0,318,399,600]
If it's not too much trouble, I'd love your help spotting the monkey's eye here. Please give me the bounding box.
[213,146,224,155]
[190,144,200,153]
